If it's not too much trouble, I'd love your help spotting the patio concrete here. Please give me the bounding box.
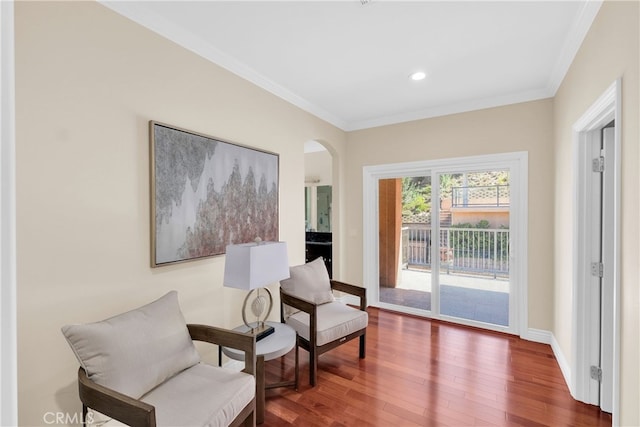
[379,268,509,326]
[397,268,509,293]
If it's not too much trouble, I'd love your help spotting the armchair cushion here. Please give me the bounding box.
[286,301,369,346]
[141,363,255,427]
[61,291,200,400]
[280,257,334,317]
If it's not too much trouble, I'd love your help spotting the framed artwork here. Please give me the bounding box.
[149,121,279,267]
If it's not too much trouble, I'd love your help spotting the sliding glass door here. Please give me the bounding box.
[365,152,526,334]
[437,170,510,326]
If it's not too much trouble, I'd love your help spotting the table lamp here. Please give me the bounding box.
[223,240,289,341]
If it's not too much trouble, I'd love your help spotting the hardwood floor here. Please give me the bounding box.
[261,307,612,426]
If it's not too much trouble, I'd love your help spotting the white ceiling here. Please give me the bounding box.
[102,1,602,132]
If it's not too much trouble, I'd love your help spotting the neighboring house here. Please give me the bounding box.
[3,1,639,426]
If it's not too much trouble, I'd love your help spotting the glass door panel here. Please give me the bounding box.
[378,176,432,312]
[438,170,510,326]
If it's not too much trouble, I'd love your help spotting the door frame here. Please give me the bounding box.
[1,1,18,425]
[571,79,621,420]
[363,151,528,336]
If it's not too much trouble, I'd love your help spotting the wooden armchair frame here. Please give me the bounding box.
[280,279,367,386]
[77,324,257,427]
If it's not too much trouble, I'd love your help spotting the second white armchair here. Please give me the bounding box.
[280,257,368,386]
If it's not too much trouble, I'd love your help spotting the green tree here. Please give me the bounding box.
[402,177,431,215]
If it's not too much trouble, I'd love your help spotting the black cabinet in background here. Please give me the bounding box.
[305,232,332,278]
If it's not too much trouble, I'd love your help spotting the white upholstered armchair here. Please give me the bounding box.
[279,257,368,386]
[62,291,256,427]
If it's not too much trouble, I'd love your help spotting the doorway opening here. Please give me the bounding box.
[304,140,333,277]
[364,152,527,335]
[571,80,620,420]
[378,171,511,326]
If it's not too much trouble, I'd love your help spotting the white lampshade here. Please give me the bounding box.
[223,241,290,290]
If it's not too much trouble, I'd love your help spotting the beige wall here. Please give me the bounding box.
[14,2,345,425]
[450,209,510,229]
[552,1,639,425]
[13,0,640,425]
[304,150,332,186]
[345,99,555,331]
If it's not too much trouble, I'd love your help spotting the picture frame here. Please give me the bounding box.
[149,121,279,267]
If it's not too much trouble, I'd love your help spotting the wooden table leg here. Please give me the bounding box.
[295,338,299,391]
[256,355,265,424]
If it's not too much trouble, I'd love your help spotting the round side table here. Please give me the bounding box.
[221,321,298,424]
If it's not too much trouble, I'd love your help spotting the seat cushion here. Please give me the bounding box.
[286,301,368,346]
[61,291,200,399]
[141,363,255,427]
[280,257,334,317]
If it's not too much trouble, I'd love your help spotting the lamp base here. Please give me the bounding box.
[252,324,275,342]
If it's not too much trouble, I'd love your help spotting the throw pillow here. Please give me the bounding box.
[280,257,334,317]
[61,291,200,399]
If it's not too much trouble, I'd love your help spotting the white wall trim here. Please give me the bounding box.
[0,1,17,425]
[551,332,573,395]
[99,1,348,131]
[523,328,552,345]
[523,327,573,392]
[546,0,603,96]
[571,79,621,423]
[99,1,601,133]
[348,89,552,132]
[513,153,529,340]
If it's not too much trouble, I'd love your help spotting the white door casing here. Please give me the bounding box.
[571,79,620,422]
[600,125,615,414]
[1,1,18,425]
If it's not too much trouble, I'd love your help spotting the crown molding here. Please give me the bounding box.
[99,1,348,130]
[100,0,601,133]
[345,87,553,131]
[546,0,603,96]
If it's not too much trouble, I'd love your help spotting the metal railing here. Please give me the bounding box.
[451,184,510,208]
[402,225,510,278]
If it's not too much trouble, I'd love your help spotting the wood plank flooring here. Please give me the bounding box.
[261,307,611,426]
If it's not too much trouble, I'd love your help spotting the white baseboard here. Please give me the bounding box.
[522,327,552,344]
[550,333,573,397]
[522,328,573,398]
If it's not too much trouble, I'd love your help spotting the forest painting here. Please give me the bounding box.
[150,121,279,267]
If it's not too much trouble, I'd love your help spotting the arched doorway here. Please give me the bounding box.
[304,140,334,277]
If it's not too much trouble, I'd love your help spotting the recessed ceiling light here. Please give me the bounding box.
[410,71,427,81]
